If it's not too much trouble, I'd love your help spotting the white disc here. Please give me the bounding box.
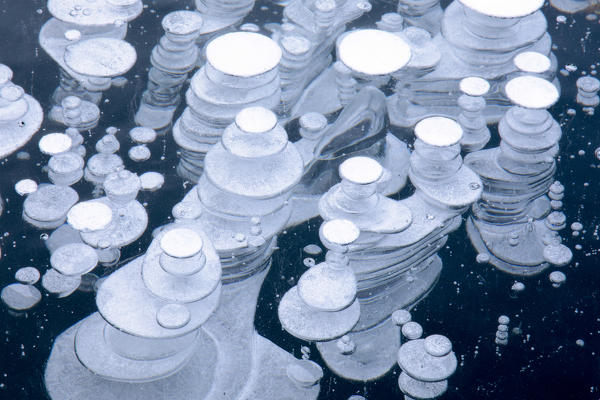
[38,133,72,155]
[339,157,383,185]
[206,32,282,78]
[459,0,544,18]
[338,29,411,76]
[67,201,113,232]
[459,77,490,96]
[505,76,559,109]
[160,228,203,258]
[321,219,360,246]
[414,117,463,147]
[513,51,551,74]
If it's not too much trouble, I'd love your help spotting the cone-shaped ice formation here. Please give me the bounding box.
[46,224,222,387]
[84,134,123,185]
[465,75,572,275]
[172,106,320,399]
[80,169,148,249]
[173,32,282,182]
[135,11,204,130]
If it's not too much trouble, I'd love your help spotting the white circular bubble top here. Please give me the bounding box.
[129,127,157,144]
[140,172,165,191]
[337,29,411,76]
[339,157,383,185]
[235,106,278,134]
[15,179,38,196]
[206,32,282,78]
[162,10,204,36]
[67,201,113,232]
[64,29,81,42]
[459,77,490,96]
[505,76,559,109]
[65,38,137,77]
[415,117,463,147]
[160,228,203,258]
[424,334,453,357]
[321,219,360,246]
[459,0,544,18]
[514,51,552,74]
[38,133,72,155]
[156,303,191,329]
[15,267,41,285]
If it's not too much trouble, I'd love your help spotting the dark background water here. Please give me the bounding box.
[0,0,600,399]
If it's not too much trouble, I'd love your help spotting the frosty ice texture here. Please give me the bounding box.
[0,0,574,398]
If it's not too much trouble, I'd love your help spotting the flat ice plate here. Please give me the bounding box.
[338,29,411,76]
[459,0,544,18]
[74,313,200,383]
[278,287,360,342]
[65,38,137,77]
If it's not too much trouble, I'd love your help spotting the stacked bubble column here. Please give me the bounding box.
[278,219,362,343]
[457,77,491,152]
[135,11,204,130]
[39,0,143,105]
[465,76,572,275]
[389,0,556,127]
[397,334,457,400]
[173,32,282,182]
[177,106,306,398]
[316,157,414,381]
[71,225,222,383]
[271,0,372,112]
[314,128,481,382]
[49,95,100,130]
[61,37,137,106]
